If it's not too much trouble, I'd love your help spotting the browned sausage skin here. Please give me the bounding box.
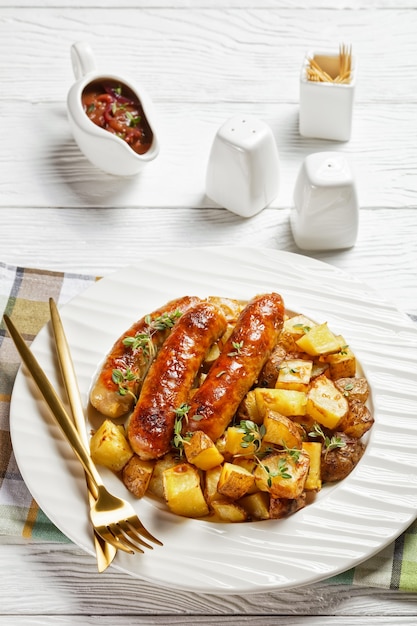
[187,292,285,443]
[89,296,201,418]
[128,301,228,460]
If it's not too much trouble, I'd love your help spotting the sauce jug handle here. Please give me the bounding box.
[71,41,96,80]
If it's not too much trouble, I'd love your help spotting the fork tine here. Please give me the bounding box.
[116,520,154,551]
[95,526,137,554]
[107,524,146,553]
[126,517,164,547]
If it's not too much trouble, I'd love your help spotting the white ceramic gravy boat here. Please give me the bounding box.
[67,41,159,176]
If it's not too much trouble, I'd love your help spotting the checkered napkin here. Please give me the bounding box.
[1,261,416,589]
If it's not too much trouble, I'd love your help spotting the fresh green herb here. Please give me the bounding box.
[111,367,138,400]
[87,103,95,114]
[115,310,183,397]
[150,310,182,331]
[122,332,155,356]
[282,444,302,463]
[309,423,346,454]
[237,420,266,452]
[115,85,122,95]
[280,365,299,375]
[293,323,311,333]
[228,340,244,357]
[343,382,354,396]
[260,457,292,487]
[172,403,192,455]
[126,111,142,127]
[340,344,349,355]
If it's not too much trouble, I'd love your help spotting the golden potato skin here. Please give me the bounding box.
[122,455,154,498]
[339,400,374,439]
[269,493,306,519]
[335,377,370,404]
[320,434,365,482]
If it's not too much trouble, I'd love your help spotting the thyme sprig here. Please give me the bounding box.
[172,403,192,456]
[309,423,346,455]
[257,456,292,487]
[111,367,138,401]
[112,309,182,396]
[228,340,244,357]
[237,420,266,452]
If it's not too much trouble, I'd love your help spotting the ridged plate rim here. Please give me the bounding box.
[10,246,417,594]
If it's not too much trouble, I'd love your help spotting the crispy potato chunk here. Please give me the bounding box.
[90,419,133,472]
[335,377,370,404]
[224,426,258,456]
[185,430,224,470]
[163,463,209,518]
[236,390,263,425]
[218,462,255,500]
[269,493,306,519]
[257,344,288,388]
[296,322,344,356]
[339,400,374,439]
[122,455,154,498]
[275,359,313,392]
[147,452,180,499]
[239,491,270,520]
[254,450,310,499]
[204,465,223,504]
[263,409,303,449]
[320,434,365,482]
[321,342,356,379]
[279,315,317,352]
[302,442,322,491]
[211,499,248,522]
[256,388,308,418]
[307,375,349,430]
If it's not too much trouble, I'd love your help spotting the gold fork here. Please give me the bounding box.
[3,313,162,555]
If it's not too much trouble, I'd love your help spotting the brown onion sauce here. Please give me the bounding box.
[81,79,153,155]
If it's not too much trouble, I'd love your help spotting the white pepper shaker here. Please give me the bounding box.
[290,152,359,251]
[205,115,280,218]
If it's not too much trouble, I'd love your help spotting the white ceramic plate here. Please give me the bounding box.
[10,247,417,594]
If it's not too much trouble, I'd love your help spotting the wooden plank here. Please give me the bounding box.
[1,542,417,617]
[0,101,416,209]
[0,8,416,103]
[1,207,416,315]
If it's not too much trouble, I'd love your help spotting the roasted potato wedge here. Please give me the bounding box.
[90,419,133,472]
[163,463,209,518]
[254,450,310,499]
[307,374,349,429]
[122,455,154,498]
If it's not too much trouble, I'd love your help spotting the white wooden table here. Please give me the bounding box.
[1,1,417,623]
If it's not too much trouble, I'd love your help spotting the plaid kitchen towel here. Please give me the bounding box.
[1,260,416,589]
[0,262,97,542]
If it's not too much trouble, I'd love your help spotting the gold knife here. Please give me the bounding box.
[48,298,117,572]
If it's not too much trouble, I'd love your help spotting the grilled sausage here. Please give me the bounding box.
[187,292,285,442]
[89,296,201,418]
[127,301,228,460]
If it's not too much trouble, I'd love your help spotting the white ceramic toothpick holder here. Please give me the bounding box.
[205,115,280,218]
[290,151,359,251]
[299,50,356,142]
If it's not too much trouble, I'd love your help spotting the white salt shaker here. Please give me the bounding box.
[299,49,356,142]
[205,115,280,217]
[290,151,359,251]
